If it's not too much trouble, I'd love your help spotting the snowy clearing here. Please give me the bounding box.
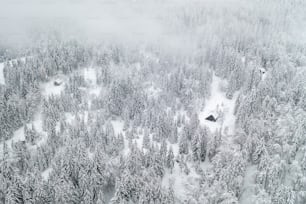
[199,74,238,135]
[1,0,305,203]
[41,79,65,97]
[41,167,53,181]
[84,67,97,85]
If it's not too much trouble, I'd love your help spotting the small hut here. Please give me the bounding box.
[205,115,217,122]
[259,67,266,74]
[54,80,62,86]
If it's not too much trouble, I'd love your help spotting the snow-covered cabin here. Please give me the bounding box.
[259,67,266,74]
[205,115,217,122]
[54,80,62,86]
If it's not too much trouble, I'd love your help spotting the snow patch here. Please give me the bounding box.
[6,126,25,149]
[111,120,124,136]
[199,74,238,135]
[259,67,267,81]
[41,167,53,181]
[41,79,65,97]
[88,148,95,160]
[88,87,101,96]
[145,83,162,98]
[31,112,48,147]
[84,67,97,85]
[2,111,47,153]
[111,120,129,155]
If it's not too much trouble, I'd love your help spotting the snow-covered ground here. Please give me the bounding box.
[0,110,46,157]
[41,167,53,181]
[41,78,65,97]
[84,67,102,96]
[84,67,97,85]
[199,74,238,136]
[145,82,162,99]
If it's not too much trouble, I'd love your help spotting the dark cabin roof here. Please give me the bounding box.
[205,115,217,122]
[54,81,62,86]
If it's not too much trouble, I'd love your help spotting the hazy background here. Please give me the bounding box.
[0,0,305,54]
[0,0,190,49]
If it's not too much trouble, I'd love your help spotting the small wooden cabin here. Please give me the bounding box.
[205,115,217,122]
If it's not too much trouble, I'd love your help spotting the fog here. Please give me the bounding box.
[0,0,195,50]
[1,0,304,54]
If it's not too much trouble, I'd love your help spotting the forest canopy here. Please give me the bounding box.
[0,0,306,203]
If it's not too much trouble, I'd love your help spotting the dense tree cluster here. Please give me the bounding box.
[1,0,306,203]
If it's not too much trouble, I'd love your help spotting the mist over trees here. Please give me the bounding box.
[1,0,306,203]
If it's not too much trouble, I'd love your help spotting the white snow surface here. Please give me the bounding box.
[144,82,162,98]
[84,67,97,85]
[5,112,45,149]
[84,67,102,96]
[111,120,128,154]
[41,167,53,181]
[199,74,238,136]
[41,79,65,97]
[0,110,47,158]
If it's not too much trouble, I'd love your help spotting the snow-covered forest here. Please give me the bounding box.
[1,0,306,203]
